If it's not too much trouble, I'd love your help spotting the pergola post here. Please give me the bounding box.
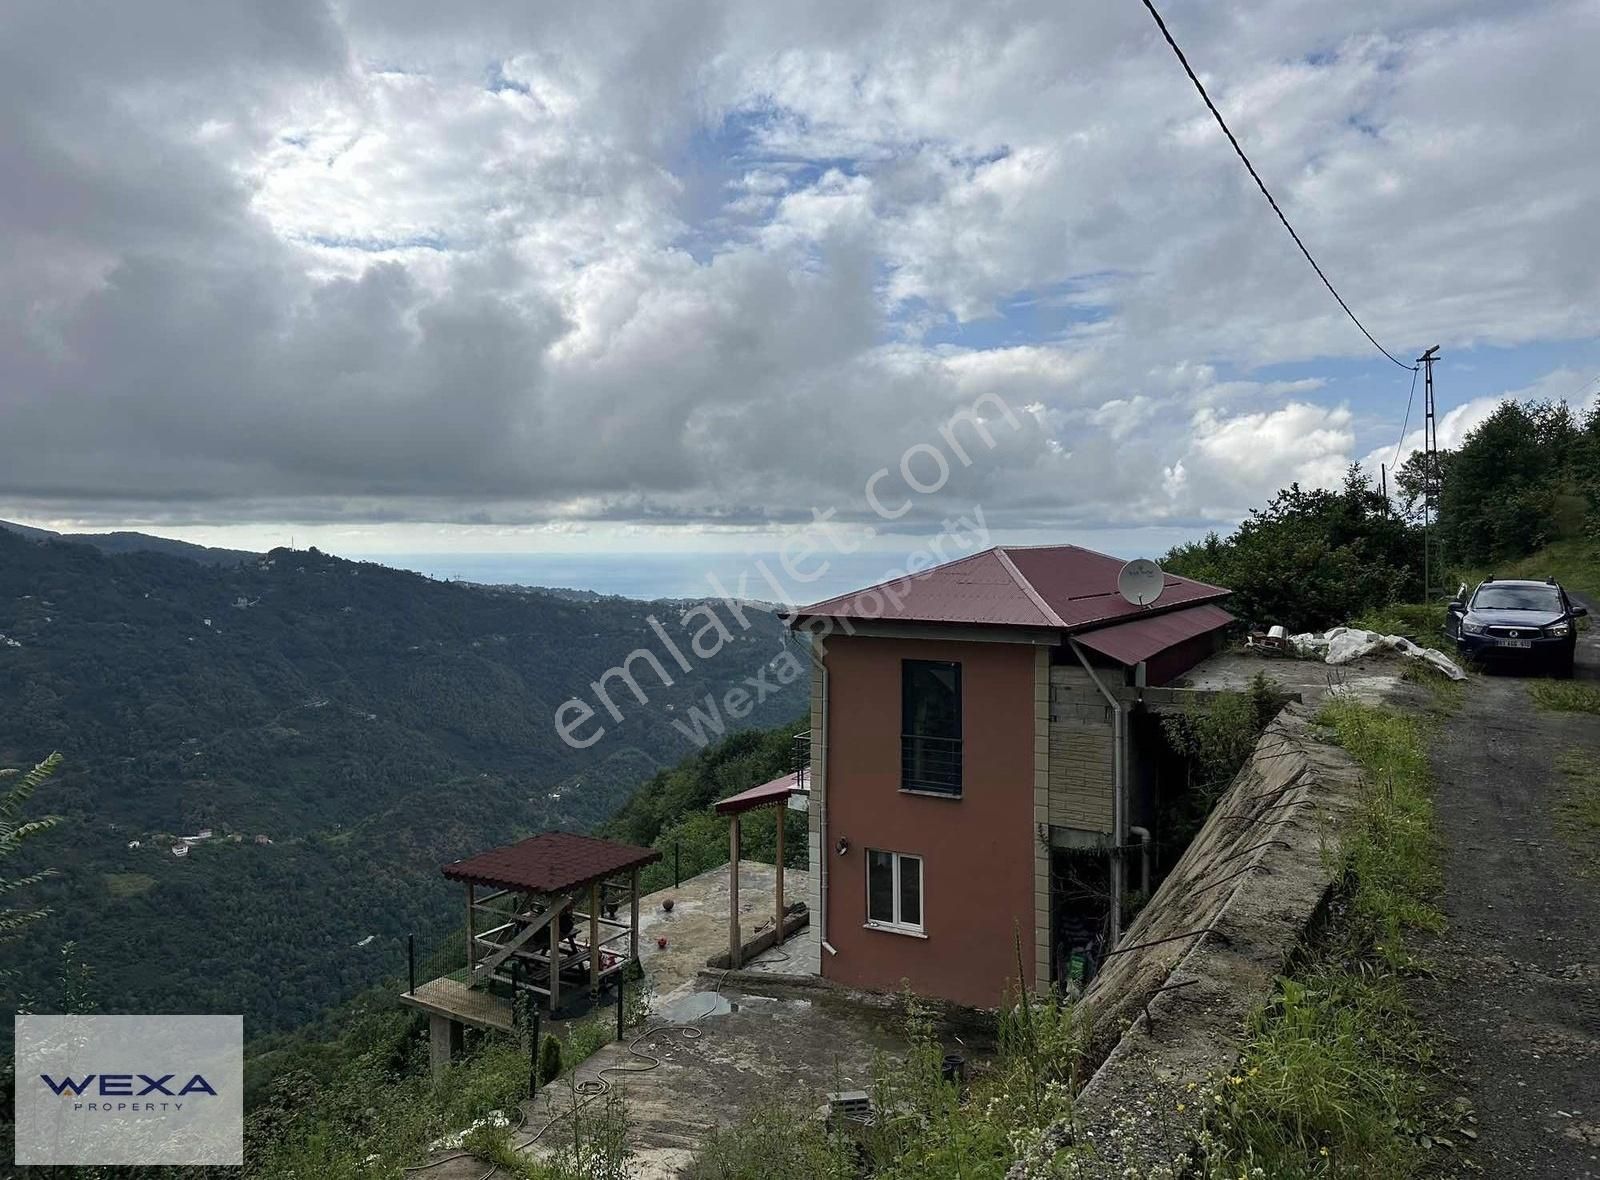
[466,882,476,982]
[729,813,742,969]
[630,868,640,964]
[589,882,601,996]
[774,805,785,939]
[548,898,562,1013]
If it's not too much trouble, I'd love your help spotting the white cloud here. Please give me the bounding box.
[3,0,1599,548]
[1176,402,1357,518]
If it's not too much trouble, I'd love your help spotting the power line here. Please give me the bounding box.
[1138,0,1416,371]
[1561,370,1600,404]
[1390,363,1420,471]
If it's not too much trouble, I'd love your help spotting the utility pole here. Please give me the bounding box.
[1419,346,1441,599]
[1380,463,1388,515]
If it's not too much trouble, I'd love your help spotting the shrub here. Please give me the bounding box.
[538,1034,563,1085]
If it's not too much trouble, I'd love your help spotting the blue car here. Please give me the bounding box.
[1446,577,1586,678]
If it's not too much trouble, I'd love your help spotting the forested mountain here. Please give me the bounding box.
[0,518,259,566]
[0,529,804,1032]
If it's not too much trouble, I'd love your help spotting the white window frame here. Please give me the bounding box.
[865,849,924,935]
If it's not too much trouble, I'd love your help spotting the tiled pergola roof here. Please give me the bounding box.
[442,832,660,895]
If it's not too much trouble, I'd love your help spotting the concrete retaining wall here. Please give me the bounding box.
[1010,702,1366,1177]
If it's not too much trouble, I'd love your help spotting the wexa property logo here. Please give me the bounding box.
[14,1014,243,1165]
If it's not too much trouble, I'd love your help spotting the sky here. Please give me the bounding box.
[3,0,1600,596]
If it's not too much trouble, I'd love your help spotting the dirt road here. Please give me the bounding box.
[1424,592,1600,1177]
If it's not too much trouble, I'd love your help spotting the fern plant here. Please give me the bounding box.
[0,752,64,974]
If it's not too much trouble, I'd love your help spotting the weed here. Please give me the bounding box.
[687,990,1087,1180]
[1529,681,1600,714]
[1351,603,1448,647]
[1161,675,1283,850]
[1200,699,1456,1178]
[1398,659,1466,713]
[1554,750,1600,873]
[1473,538,1600,601]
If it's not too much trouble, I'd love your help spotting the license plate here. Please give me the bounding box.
[1496,638,1532,649]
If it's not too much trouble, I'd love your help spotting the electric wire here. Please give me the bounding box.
[1138,0,1415,371]
[1390,362,1420,473]
[1561,370,1600,405]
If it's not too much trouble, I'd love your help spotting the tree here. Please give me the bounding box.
[0,753,63,976]
[1164,467,1419,632]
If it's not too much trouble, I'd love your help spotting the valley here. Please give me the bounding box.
[0,529,804,1033]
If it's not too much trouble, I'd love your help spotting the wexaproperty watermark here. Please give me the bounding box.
[553,391,1024,751]
[14,1014,243,1166]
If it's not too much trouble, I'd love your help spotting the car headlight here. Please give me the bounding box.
[1547,622,1571,637]
[1462,620,1488,635]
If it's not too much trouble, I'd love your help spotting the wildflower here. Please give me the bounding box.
[1176,1102,1187,1113]
[1320,1146,1330,1157]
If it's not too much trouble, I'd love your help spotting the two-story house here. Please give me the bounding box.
[790,544,1231,1008]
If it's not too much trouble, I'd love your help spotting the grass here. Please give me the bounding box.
[247,999,634,1178]
[1483,537,1600,599]
[1351,602,1449,648]
[684,989,1088,1180]
[1197,698,1462,1179]
[1554,750,1600,874]
[1529,681,1600,714]
[102,871,156,898]
[1398,659,1468,714]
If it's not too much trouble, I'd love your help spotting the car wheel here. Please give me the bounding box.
[1553,653,1576,679]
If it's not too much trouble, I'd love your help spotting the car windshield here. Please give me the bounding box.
[1473,585,1562,612]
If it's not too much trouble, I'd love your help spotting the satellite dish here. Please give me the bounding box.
[1117,558,1166,607]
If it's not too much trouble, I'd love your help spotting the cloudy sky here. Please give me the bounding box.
[3,0,1599,580]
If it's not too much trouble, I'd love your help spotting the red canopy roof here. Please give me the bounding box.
[1070,602,1235,665]
[793,545,1228,633]
[442,832,660,895]
[714,771,803,816]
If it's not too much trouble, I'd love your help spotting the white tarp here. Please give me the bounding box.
[1287,626,1467,680]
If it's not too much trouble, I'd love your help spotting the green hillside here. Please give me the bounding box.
[241,715,805,1111]
[0,529,803,1032]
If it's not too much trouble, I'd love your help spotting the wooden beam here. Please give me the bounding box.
[469,900,565,984]
[629,868,640,964]
[774,808,785,939]
[589,882,601,996]
[729,813,742,969]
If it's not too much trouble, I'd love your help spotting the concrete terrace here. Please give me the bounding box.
[411,862,902,1180]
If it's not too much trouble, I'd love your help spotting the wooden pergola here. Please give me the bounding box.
[441,832,661,1012]
[714,770,804,968]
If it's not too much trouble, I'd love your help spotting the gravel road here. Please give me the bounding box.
[1423,590,1600,1177]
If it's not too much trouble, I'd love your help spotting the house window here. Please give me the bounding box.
[867,849,924,933]
[901,659,962,795]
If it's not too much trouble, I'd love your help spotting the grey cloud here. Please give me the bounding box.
[2,0,1597,537]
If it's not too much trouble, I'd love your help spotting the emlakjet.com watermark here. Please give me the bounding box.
[14,1014,243,1166]
[553,391,1022,751]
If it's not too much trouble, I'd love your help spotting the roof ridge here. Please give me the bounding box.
[794,546,1000,615]
[993,546,1067,627]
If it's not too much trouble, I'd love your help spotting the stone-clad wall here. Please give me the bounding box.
[1047,666,1115,833]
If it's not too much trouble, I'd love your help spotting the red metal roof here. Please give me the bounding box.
[442,832,660,895]
[1070,602,1236,665]
[793,545,1229,634]
[714,770,803,816]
